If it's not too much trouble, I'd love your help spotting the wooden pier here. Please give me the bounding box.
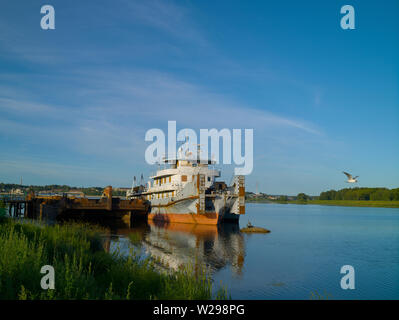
[2,186,150,223]
[5,199,27,218]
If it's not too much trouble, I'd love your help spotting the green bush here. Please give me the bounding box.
[296,193,309,202]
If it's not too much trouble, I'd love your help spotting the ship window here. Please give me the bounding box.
[169,177,171,183]
[181,175,187,182]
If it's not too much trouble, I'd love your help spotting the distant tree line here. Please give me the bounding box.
[278,195,288,202]
[319,187,399,201]
[296,193,310,202]
[0,183,104,196]
[0,183,133,197]
[247,187,399,203]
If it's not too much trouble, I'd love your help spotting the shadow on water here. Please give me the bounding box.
[135,221,246,275]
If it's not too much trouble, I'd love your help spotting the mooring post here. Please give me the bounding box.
[103,186,113,211]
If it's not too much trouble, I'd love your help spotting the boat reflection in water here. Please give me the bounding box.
[107,220,246,276]
[144,221,245,275]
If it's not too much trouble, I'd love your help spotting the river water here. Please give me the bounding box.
[105,203,399,300]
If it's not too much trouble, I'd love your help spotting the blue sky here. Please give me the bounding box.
[0,0,398,195]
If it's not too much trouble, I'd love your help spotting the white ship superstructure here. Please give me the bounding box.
[127,145,245,225]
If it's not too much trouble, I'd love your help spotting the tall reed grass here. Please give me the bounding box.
[0,218,226,300]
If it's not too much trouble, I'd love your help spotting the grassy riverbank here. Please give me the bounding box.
[246,199,399,208]
[306,200,399,208]
[0,218,226,300]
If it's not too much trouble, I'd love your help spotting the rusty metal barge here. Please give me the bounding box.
[3,186,150,223]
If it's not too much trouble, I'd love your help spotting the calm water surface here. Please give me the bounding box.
[108,203,399,300]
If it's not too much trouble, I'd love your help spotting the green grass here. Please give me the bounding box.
[127,231,142,245]
[306,200,399,208]
[0,218,226,300]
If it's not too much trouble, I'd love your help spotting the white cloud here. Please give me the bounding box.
[0,0,329,189]
[0,68,322,164]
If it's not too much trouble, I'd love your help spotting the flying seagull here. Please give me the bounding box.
[343,171,359,183]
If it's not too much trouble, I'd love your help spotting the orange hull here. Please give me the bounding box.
[148,212,219,225]
[147,220,218,237]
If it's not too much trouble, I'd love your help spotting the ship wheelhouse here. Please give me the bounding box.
[141,154,221,201]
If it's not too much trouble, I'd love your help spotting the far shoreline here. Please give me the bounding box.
[246,199,399,208]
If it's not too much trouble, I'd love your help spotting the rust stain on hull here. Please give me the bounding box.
[148,212,219,225]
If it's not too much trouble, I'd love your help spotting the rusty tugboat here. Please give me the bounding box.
[127,144,245,225]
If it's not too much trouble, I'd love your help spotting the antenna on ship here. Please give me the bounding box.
[190,143,203,161]
[140,174,144,186]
